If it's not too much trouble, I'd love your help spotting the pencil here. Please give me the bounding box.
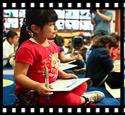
[45,65,50,100]
[45,65,49,88]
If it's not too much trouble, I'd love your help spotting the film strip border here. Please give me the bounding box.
[1,1,125,114]
[2,107,125,113]
[1,2,123,8]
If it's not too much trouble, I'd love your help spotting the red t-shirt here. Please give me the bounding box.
[110,47,120,60]
[15,39,59,93]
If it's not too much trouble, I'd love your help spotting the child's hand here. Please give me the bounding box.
[64,73,77,79]
[74,54,83,60]
[35,83,53,96]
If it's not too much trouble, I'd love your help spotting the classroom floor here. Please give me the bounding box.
[76,73,121,106]
[3,67,121,106]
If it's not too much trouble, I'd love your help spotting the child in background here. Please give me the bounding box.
[110,33,120,61]
[53,35,84,63]
[3,30,18,67]
[14,10,105,106]
[85,35,118,86]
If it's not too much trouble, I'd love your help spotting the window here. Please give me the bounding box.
[3,9,93,31]
[3,9,25,29]
[55,9,93,31]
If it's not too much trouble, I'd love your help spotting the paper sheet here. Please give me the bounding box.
[105,82,120,98]
[50,78,90,91]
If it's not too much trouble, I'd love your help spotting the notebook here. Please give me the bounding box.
[105,82,120,98]
[50,78,90,91]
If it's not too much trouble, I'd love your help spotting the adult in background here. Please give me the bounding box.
[90,9,113,36]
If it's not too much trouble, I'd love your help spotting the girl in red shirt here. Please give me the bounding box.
[14,10,104,106]
[110,33,120,61]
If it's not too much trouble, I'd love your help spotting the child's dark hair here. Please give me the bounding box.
[18,10,58,48]
[6,31,18,40]
[54,35,64,47]
[110,33,120,42]
[92,35,118,48]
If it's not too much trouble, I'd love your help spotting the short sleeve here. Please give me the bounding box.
[15,47,34,65]
[105,11,113,20]
[60,47,64,52]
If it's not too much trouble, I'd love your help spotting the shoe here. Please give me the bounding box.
[82,91,105,103]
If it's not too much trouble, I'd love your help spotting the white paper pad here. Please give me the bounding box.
[105,82,120,98]
[50,78,90,91]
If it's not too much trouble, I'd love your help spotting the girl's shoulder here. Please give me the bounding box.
[21,39,38,46]
[48,40,55,44]
[18,39,40,51]
[48,40,58,47]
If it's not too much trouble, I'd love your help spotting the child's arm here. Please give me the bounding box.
[58,69,77,79]
[14,62,53,96]
[60,51,83,63]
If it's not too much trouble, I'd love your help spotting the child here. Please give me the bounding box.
[110,33,120,61]
[3,30,18,67]
[85,35,118,86]
[14,10,105,106]
[53,35,84,65]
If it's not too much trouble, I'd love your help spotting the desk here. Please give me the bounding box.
[59,63,77,71]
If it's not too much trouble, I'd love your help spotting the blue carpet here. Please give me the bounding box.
[3,67,16,106]
[3,93,17,106]
[3,74,14,81]
[87,86,120,106]
[76,73,121,106]
[3,68,121,106]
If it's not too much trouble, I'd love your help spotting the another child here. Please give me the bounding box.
[14,10,104,106]
[85,35,118,86]
[110,33,120,61]
[3,30,18,67]
[53,35,84,67]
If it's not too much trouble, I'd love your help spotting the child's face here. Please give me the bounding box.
[41,22,58,39]
[105,44,113,54]
[10,35,19,45]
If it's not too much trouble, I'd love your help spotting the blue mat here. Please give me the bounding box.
[3,74,14,81]
[87,86,120,106]
[77,73,121,106]
[3,68,121,106]
[3,93,17,106]
[3,67,16,106]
